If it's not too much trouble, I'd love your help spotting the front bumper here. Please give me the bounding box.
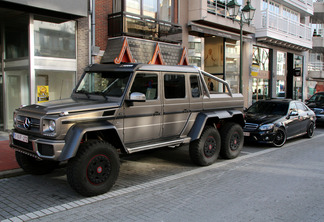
[243,130,276,144]
[9,131,65,161]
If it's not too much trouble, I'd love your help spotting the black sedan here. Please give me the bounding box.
[244,99,316,147]
[305,92,324,124]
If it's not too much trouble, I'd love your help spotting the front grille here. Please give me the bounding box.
[16,115,41,132]
[13,138,34,151]
[244,122,259,131]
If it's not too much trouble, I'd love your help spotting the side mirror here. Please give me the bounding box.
[289,111,298,117]
[127,92,146,102]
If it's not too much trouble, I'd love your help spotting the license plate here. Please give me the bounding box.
[243,132,250,137]
[13,132,28,143]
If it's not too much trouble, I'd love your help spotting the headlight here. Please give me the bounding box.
[49,120,56,132]
[13,112,17,125]
[259,123,274,131]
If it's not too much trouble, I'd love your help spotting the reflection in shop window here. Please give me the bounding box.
[225,40,240,93]
[276,80,285,98]
[188,35,202,68]
[253,47,269,71]
[34,20,76,59]
[277,52,286,76]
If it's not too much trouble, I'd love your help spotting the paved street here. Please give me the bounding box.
[1,126,324,222]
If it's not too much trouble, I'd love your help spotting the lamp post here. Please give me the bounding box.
[226,0,255,94]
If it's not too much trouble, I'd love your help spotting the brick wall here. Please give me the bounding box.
[77,16,89,81]
[95,0,112,51]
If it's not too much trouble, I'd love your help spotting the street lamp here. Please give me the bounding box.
[226,0,255,93]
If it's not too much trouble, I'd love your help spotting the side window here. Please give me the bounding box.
[130,73,158,100]
[296,102,308,112]
[289,102,297,113]
[190,75,201,98]
[164,74,185,99]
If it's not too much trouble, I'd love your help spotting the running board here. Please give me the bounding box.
[126,137,191,154]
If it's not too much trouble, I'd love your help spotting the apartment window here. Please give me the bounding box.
[125,0,141,14]
[262,0,268,10]
[125,0,174,22]
[283,8,299,22]
[269,1,279,14]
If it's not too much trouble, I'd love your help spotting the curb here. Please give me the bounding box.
[0,168,25,179]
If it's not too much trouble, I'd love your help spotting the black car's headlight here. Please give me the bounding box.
[259,123,274,131]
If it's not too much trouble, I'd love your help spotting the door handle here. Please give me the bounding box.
[153,111,160,116]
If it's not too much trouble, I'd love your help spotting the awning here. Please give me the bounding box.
[188,22,252,41]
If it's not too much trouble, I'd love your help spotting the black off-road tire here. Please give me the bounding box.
[67,140,120,197]
[189,126,221,166]
[15,151,59,175]
[272,127,287,147]
[220,122,244,159]
[304,121,315,138]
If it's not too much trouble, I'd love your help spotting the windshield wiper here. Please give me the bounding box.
[76,89,90,99]
[93,92,108,101]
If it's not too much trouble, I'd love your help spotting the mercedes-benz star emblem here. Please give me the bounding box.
[24,117,31,129]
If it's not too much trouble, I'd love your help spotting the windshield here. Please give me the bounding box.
[247,101,289,115]
[75,72,131,97]
[308,93,324,104]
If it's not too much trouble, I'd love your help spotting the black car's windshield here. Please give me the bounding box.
[75,72,131,97]
[247,101,289,115]
[308,93,324,104]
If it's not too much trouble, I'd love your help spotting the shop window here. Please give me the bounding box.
[253,47,269,71]
[5,25,28,59]
[36,70,75,102]
[225,40,240,93]
[34,20,76,59]
[188,35,202,68]
[204,37,224,75]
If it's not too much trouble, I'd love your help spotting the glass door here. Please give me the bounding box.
[0,75,3,130]
[5,71,30,129]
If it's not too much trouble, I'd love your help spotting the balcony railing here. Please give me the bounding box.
[308,62,324,71]
[108,12,182,43]
[261,10,312,41]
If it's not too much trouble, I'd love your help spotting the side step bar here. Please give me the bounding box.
[126,137,191,154]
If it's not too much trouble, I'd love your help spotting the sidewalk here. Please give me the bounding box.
[0,131,22,178]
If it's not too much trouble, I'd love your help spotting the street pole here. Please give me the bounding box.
[239,14,243,94]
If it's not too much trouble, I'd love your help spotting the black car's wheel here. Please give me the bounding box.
[189,126,221,166]
[305,122,315,138]
[272,128,287,147]
[220,123,244,159]
[15,151,59,175]
[67,140,120,197]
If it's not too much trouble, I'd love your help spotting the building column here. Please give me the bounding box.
[271,48,278,98]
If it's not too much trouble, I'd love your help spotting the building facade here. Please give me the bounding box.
[308,0,324,96]
[0,0,88,130]
[253,0,313,104]
[181,0,313,107]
